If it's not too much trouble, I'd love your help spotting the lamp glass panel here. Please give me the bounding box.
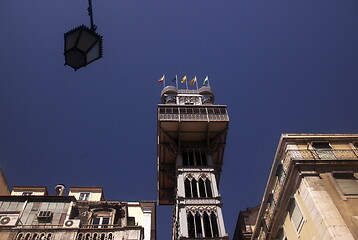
[65,49,86,69]
[86,41,100,63]
[77,30,98,52]
[65,30,81,51]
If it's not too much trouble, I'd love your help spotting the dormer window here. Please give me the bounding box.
[79,192,90,201]
[91,210,112,228]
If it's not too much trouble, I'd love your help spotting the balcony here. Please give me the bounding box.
[158,106,229,122]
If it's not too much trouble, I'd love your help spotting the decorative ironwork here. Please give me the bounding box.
[158,107,229,122]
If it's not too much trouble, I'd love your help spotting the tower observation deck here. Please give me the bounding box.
[157,86,230,239]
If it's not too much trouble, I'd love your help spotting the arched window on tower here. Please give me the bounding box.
[187,213,195,237]
[205,179,213,197]
[187,210,220,238]
[199,179,206,197]
[185,179,192,198]
[195,212,203,237]
[192,179,198,197]
[203,212,212,237]
[211,212,219,237]
[185,176,213,198]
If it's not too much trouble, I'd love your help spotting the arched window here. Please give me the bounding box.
[199,179,206,197]
[77,233,83,240]
[211,212,219,237]
[47,233,52,240]
[186,176,213,198]
[192,179,198,197]
[108,233,113,240]
[16,233,23,240]
[101,233,106,240]
[24,234,30,240]
[203,212,212,237]
[185,179,192,198]
[205,179,213,197]
[187,213,195,237]
[195,212,203,238]
[85,233,91,240]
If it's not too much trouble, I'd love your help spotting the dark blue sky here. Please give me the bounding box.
[1,0,357,239]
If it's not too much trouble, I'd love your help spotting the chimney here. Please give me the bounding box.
[55,184,66,196]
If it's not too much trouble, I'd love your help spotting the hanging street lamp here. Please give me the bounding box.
[64,0,103,71]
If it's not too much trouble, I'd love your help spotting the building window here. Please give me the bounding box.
[287,199,304,232]
[79,192,90,201]
[16,233,52,240]
[22,191,33,196]
[91,210,111,228]
[184,176,212,198]
[182,150,207,166]
[333,172,358,195]
[311,142,336,160]
[37,211,53,223]
[187,211,219,238]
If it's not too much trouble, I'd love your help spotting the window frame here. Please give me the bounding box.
[310,141,337,160]
[79,192,91,201]
[329,171,358,200]
[90,210,113,228]
[287,198,305,233]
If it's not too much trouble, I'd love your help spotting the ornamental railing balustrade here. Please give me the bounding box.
[82,224,118,228]
[158,106,228,122]
[76,232,114,240]
[263,148,358,231]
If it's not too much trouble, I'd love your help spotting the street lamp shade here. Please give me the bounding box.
[64,25,103,71]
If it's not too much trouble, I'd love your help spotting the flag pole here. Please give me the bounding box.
[163,74,166,88]
[207,76,211,88]
[195,76,199,90]
[186,77,188,89]
[176,75,178,89]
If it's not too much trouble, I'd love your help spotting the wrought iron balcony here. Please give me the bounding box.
[158,106,229,122]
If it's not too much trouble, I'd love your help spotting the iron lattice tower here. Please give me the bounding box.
[157,86,230,239]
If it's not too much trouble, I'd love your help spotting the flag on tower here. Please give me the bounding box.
[203,76,209,85]
[158,75,165,82]
[181,75,187,83]
[189,76,197,86]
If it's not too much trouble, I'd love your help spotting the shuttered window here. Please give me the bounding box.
[333,173,358,195]
[288,199,304,231]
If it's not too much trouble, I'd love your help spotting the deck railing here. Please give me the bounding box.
[158,106,229,121]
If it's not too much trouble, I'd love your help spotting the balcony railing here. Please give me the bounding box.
[158,107,229,122]
[81,224,118,229]
[76,232,114,240]
[263,148,358,232]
